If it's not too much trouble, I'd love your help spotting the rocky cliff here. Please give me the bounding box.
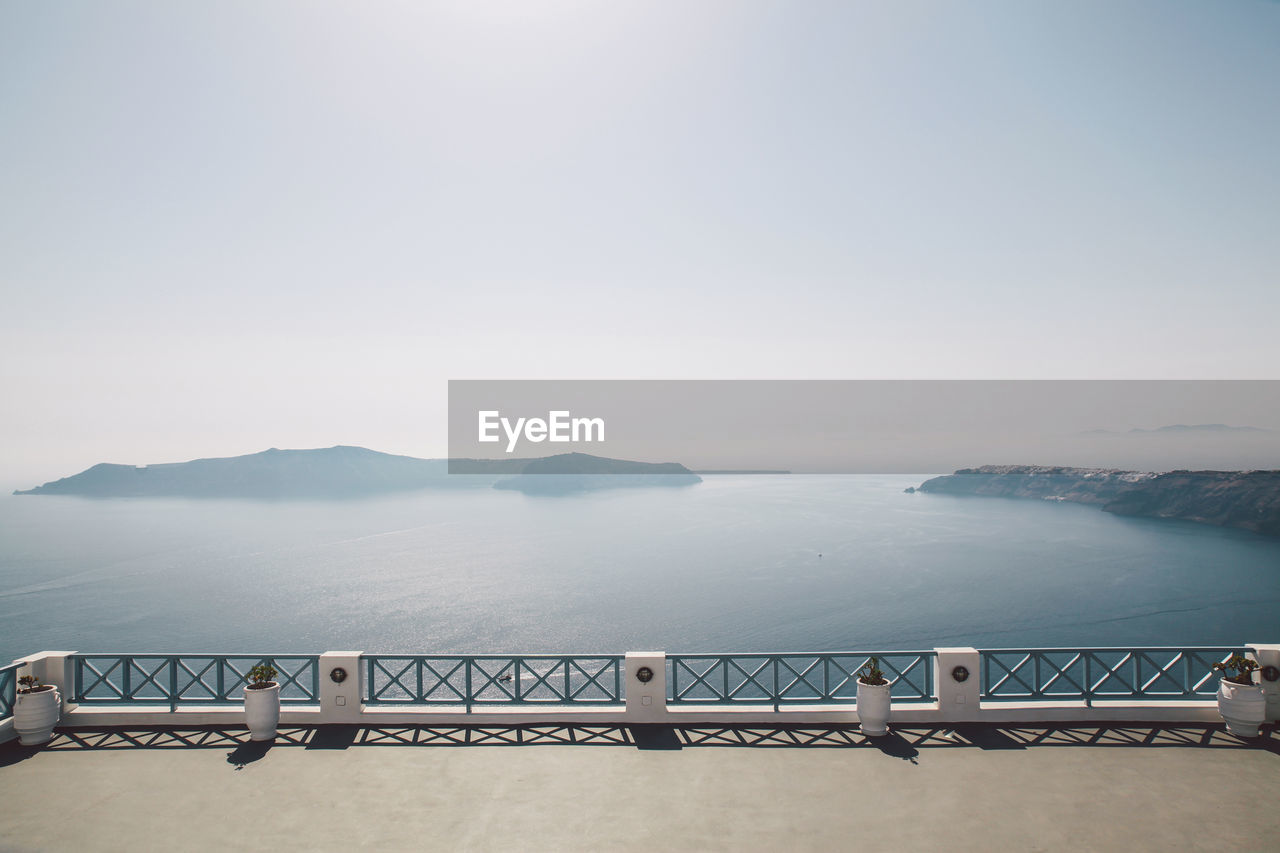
[917,465,1280,537]
[917,465,1157,505]
[1103,469,1280,536]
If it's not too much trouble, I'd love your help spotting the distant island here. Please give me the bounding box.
[1080,423,1272,436]
[14,447,702,499]
[493,452,701,494]
[915,465,1280,538]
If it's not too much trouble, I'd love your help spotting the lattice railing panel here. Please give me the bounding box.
[0,663,18,719]
[666,653,936,704]
[979,648,1238,702]
[72,655,319,706]
[365,656,624,705]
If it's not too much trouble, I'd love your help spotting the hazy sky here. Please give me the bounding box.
[2,1,1278,487]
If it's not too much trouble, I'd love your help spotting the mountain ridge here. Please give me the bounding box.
[14,447,700,499]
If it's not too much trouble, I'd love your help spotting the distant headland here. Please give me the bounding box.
[13,447,702,499]
[914,465,1280,538]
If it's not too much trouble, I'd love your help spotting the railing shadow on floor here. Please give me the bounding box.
[0,721,1273,765]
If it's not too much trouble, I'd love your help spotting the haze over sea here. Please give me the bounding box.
[2,475,1278,664]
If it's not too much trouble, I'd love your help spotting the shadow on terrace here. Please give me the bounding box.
[1,722,1275,770]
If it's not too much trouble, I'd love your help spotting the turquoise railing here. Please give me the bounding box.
[72,655,320,709]
[979,647,1239,702]
[0,662,18,720]
[1,647,1245,714]
[666,652,936,704]
[365,655,624,706]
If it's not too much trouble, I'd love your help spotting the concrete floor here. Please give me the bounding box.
[0,724,1276,852]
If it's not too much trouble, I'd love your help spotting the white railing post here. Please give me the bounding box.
[13,651,77,721]
[318,651,364,724]
[1247,643,1280,723]
[935,647,981,722]
[624,651,667,723]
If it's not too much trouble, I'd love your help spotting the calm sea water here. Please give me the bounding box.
[1,475,1278,663]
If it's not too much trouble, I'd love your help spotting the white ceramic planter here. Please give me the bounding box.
[244,682,281,741]
[15,686,61,746]
[856,679,891,736]
[1217,678,1265,738]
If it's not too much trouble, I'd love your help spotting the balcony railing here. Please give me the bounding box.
[365,655,624,705]
[71,655,320,709]
[667,652,936,704]
[1,645,1271,734]
[0,662,18,720]
[978,647,1239,703]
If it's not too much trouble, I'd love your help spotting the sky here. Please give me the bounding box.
[2,0,1279,488]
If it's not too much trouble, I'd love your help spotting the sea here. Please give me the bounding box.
[1,475,1278,664]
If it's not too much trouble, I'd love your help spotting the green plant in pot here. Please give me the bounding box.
[1213,654,1265,738]
[15,673,62,746]
[243,662,281,741]
[855,656,891,737]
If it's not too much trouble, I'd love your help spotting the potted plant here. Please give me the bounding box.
[856,656,891,737]
[243,662,280,741]
[14,674,61,746]
[1214,654,1265,738]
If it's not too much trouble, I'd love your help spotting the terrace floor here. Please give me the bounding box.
[1,723,1276,852]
